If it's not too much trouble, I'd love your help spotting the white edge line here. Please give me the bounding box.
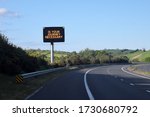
[134,83,150,86]
[25,86,43,100]
[26,67,97,100]
[84,68,98,100]
[121,67,150,80]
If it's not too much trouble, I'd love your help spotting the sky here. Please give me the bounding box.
[0,0,150,52]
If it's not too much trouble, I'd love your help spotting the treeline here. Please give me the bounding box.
[0,33,130,75]
[105,49,139,56]
[26,49,129,67]
[25,49,69,65]
[0,33,48,75]
[56,49,129,67]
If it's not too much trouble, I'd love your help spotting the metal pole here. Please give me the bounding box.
[51,42,54,64]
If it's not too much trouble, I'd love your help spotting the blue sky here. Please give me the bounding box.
[0,0,150,52]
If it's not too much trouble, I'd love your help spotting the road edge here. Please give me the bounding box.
[84,67,99,100]
[121,66,150,80]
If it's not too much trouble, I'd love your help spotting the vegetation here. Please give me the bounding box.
[0,33,48,75]
[127,66,150,77]
[1,33,149,100]
[26,49,69,65]
[53,49,129,66]
[145,57,150,62]
[26,48,130,67]
[126,50,150,62]
[0,70,70,99]
[1,33,150,76]
[106,49,150,62]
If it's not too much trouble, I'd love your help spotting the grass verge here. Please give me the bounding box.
[127,66,150,77]
[0,69,71,100]
[0,64,101,100]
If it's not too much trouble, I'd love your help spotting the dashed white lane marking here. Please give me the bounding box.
[130,83,135,86]
[121,67,150,80]
[84,68,98,100]
[146,90,150,93]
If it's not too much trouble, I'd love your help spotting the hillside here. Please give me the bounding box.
[0,33,48,75]
[126,50,150,62]
[104,49,150,62]
[26,49,69,65]
[26,49,150,64]
[1,33,149,76]
[26,48,130,66]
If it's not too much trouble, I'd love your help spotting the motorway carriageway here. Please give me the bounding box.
[27,64,150,100]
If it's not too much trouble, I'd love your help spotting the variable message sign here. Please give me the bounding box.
[43,27,65,42]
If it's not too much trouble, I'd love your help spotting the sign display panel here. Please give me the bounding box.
[43,27,65,42]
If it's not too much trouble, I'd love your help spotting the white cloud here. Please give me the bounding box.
[0,8,20,17]
[0,8,7,16]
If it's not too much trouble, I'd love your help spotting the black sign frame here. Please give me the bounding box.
[43,27,65,42]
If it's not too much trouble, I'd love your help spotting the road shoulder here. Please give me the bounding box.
[122,64,150,79]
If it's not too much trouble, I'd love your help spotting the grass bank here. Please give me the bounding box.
[127,66,150,77]
[0,69,70,100]
[0,64,102,100]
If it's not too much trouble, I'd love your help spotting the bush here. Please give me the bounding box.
[111,56,129,63]
[0,33,48,75]
[58,56,66,67]
[0,57,22,75]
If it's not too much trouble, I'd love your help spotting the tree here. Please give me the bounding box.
[58,56,66,66]
[0,33,48,75]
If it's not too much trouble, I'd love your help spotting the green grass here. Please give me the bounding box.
[26,50,68,58]
[0,64,101,100]
[126,50,150,62]
[26,50,68,64]
[126,51,143,60]
[0,69,70,100]
[138,51,150,61]
[127,66,150,76]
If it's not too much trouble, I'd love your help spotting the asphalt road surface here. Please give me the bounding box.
[27,64,150,100]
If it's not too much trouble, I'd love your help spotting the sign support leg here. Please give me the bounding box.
[51,42,54,64]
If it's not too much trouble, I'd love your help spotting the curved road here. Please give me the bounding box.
[27,64,150,100]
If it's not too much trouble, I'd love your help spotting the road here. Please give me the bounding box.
[27,64,150,100]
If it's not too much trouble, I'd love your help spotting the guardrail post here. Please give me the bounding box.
[16,75,23,84]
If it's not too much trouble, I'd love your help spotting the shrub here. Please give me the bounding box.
[0,33,48,75]
[111,56,129,63]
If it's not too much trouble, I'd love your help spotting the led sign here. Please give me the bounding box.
[43,27,65,42]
